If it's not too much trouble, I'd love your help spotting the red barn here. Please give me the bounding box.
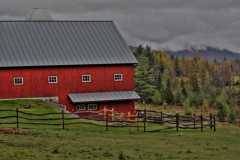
[0,20,140,114]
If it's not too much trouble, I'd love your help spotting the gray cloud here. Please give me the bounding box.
[1,0,240,52]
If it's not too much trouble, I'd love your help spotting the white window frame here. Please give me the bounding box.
[48,76,58,84]
[114,73,123,81]
[87,104,98,111]
[13,77,24,86]
[82,74,91,83]
[76,104,87,111]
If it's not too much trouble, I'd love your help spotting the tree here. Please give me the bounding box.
[164,79,174,104]
[189,69,200,93]
[134,45,144,57]
[188,57,201,93]
[174,91,185,105]
[135,55,155,103]
[217,103,230,121]
[132,45,240,120]
[202,99,209,114]
[184,98,193,115]
[152,90,163,105]
[228,108,237,124]
[140,84,156,103]
[174,57,182,77]
[188,92,203,107]
[180,80,188,99]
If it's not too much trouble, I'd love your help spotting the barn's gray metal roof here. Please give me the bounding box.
[0,21,137,68]
[68,91,140,103]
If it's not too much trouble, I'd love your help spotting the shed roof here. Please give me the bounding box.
[0,21,137,68]
[68,91,140,103]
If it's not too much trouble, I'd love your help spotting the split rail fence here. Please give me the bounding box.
[0,108,216,132]
[137,109,216,132]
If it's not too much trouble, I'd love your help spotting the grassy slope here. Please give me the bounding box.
[0,100,240,160]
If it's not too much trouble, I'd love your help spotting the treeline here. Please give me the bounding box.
[133,45,240,123]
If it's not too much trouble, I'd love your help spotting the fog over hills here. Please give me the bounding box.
[166,46,240,61]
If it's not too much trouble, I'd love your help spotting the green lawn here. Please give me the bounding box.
[0,100,240,160]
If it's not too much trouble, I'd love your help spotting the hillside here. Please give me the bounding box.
[0,100,240,160]
[166,46,240,61]
[132,45,240,123]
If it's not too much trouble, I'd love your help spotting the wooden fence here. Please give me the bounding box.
[0,108,216,132]
[137,109,216,132]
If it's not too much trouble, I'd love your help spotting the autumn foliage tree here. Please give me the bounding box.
[133,45,240,118]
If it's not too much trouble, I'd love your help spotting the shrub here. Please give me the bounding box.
[118,151,126,160]
[202,99,210,114]
[217,102,230,121]
[188,92,203,107]
[184,98,192,115]
[174,91,185,105]
[152,90,163,105]
[228,109,237,124]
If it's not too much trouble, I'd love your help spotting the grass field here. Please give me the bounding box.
[0,100,240,160]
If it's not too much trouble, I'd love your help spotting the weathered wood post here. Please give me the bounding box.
[160,111,163,122]
[213,114,216,132]
[112,108,114,121]
[143,109,147,132]
[209,113,213,130]
[176,113,179,132]
[16,108,19,129]
[193,114,196,129]
[136,112,139,132]
[61,109,65,130]
[105,113,109,131]
[200,114,203,132]
[103,106,106,120]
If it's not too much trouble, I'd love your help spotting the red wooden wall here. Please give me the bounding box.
[0,65,135,112]
[70,101,135,113]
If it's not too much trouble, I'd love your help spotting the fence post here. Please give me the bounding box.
[209,113,213,130]
[200,114,203,132]
[176,113,179,132]
[160,111,163,122]
[16,108,19,129]
[61,110,65,130]
[136,112,139,132]
[105,113,109,131]
[213,115,216,132]
[143,109,147,132]
[193,114,196,129]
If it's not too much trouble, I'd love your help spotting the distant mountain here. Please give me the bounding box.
[166,46,240,61]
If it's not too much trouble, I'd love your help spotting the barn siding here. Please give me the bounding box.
[0,65,136,113]
[69,101,135,114]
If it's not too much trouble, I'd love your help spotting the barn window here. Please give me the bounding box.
[88,104,98,111]
[48,76,58,84]
[114,74,123,81]
[76,104,97,111]
[82,74,91,83]
[13,77,24,86]
[76,104,87,111]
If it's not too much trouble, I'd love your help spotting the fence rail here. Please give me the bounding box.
[137,109,216,132]
[0,108,216,132]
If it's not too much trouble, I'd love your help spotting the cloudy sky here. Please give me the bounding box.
[1,0,240,52]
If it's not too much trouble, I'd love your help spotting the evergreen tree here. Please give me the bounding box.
[174,57,182,77]
[189,70,200,93]
[135,55,155,103]
[131,45,239,119]
[180,80,188,98]
[184,98,193,115]
[164,79,174,104]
